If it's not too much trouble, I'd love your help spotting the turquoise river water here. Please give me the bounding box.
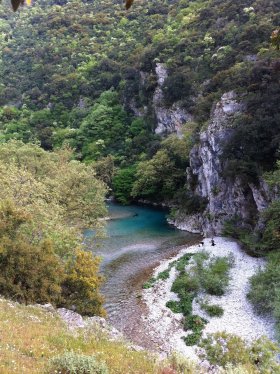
[85,202,199,345]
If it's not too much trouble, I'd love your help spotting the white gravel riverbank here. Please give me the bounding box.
[141,237,276,360]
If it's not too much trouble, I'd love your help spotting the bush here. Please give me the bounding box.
[166,300,181,314]
[200,302,224,317]
[200,332,251,367]
[247,252,280,339]
[171,273,199,296]
[0,202,63,305]
[167,252,233,346]
[183,315,207,332]
[200,333,280,371]
[60,249,106,317]
[183,332,202,346]
[201,257,232,296]
[142,277,156,289]
[48,352,109,374]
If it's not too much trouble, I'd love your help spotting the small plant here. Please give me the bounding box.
[48,351,109,374]
[171,273,199,295]
[200,301,224,317]
[200,256,233,296]
[143,252,194,289]
[175,253,194,272]
[166,300,181,313]
[183,315,207,332]
[142,277,156,289]
[183,331,202,346]
[158,269,170,281]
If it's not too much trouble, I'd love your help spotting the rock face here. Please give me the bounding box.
[153,63,192,136]
[175,92,272,235]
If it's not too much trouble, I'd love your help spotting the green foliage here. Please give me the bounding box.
[157,269,170,281]
[166,300,182,314]
[0,201,63,305]
[142,277,156,289]
[248,251,280,323]
[175,253,194,272]
[200,333,252,367]
[166,252,232,346]
[112,165,137,205]
[93,155,115,187]
[60,249,106,317]
[79,91,129,161]
[245,162,280,339]
[200,256,232,296]
[162,71,192,106]
[0,141,106,316]
[200,333,280,371]
[200,301,224,317]
[48,352,109,374]
[171,273,200,295]
[223,60,280,176]
[0,0,277,214]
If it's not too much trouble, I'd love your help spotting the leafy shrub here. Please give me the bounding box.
[0,202,63,305]
[200,256,232,296]
[166,300,181,314]
[48,352,109,374]
[247,251,280,339]
[60,249,106,317]
[200,332,251,367]
[200,333,280,371]
[171,273,199,296]
[183,315,207,332]
[157,270,170,281]
[142,277,156,289]
[175,253,194,272]
[200,302,224,317]
[183,332,202,346]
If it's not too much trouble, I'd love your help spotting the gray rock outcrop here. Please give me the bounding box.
[174,92,272,235]
[153,63,192,136]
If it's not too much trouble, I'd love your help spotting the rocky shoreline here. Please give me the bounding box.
[141,237,276,360]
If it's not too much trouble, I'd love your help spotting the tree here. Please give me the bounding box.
[112,165,137,204]
[61,249,106,317]
[0,141,107,316]
[0,201,63,304]
[132,149,185,201]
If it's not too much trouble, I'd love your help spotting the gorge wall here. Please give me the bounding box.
[146,66,272,235]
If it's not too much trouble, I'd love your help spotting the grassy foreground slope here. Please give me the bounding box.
[0,298,160,374]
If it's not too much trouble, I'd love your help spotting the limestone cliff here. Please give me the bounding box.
[171,92,272,235]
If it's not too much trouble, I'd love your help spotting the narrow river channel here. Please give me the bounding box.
[85,202,199,347]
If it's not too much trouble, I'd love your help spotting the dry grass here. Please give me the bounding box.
[0,298,160,374]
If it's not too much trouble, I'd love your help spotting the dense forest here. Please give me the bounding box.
[0,0,280,372]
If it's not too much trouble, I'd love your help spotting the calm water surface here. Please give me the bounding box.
[85,202,199,340]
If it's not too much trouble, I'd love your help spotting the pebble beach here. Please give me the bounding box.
[142,237,276,360]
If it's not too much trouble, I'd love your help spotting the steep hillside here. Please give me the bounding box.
[0,0,279,235]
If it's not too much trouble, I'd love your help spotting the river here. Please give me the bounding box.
[85,202,199,348]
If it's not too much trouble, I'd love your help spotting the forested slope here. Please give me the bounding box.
[0,0,279,207]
